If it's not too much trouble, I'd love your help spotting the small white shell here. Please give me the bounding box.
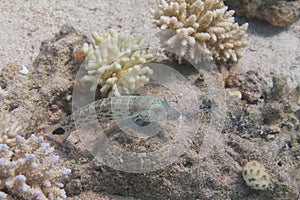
[19,65,29,74]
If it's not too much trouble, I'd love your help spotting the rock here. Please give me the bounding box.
[260,1,300,27]
[225,0,300,27]
[262,77,300,130]
[238,70,267,104]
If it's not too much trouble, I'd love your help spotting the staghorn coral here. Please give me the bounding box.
[0,114,71,200]
[81,29,154,97]
[153,0,248,64]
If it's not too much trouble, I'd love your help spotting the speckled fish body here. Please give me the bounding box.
[51,96,181,137]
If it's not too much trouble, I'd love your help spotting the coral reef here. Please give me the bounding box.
[224,0,300,27]
[242,160,270,190]
[152,0,248,64]
[81,29,153,97]
[0,114,71,200]
[1,25,299,199]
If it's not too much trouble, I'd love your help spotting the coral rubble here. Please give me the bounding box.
[153,0,248,64]
[262,77,300,130]
[81,29,153,97]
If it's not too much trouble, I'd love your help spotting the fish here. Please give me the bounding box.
[49,96,182,140]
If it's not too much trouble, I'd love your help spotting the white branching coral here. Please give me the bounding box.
[0,114,71,200]
[153,0,249,64]
[81,29,154,97]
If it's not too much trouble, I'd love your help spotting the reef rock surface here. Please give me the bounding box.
[0,25,299,200]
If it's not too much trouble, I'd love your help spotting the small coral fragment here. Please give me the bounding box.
[153,0,248,64]
[81,29,153,97]
[242,160,270,190]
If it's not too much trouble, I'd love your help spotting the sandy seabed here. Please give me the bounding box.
[0,1,299,199]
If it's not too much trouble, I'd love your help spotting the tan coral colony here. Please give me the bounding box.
[153,0,249,64]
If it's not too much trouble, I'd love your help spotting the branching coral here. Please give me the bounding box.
[0,115,21,148]
[81,29,154,97]
[0,114,71,200]
[153,0,249,64]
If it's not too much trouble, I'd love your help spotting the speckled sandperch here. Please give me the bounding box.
[50,96,182,140]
